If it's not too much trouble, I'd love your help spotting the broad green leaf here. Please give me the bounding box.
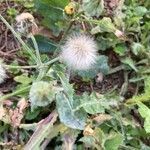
[78,55,109,79]
[104,134,123,150]
[121,57,138,72]
[56,92,87,130]
[82,0,104,17]
[14,74,32,85]
[34,0,69,35]
[28,35,57,53]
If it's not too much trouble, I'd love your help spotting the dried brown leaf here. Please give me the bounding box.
[83,125,94,136]
[17,98,28,113]
[93,114,112,124]
[9,98,28,127]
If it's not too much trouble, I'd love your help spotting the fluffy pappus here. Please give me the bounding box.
[60,34,98,70]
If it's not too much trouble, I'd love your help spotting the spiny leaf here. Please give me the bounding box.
[56,92,87,130]
[78,93,106,114]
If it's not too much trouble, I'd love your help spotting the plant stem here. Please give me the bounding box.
[44,56,60,65]
[3,57,60,69]
[30,34,42,65]
[0,86,31,101]
[4,64,38,69]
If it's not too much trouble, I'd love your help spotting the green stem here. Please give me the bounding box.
[30,34,42,65]
[0,86,31,101]
[44,57,60,65]
[4,64,38,69]
[36,68,46,81]
[3,57,60,69]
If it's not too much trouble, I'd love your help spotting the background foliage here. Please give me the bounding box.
[0,0,150,149]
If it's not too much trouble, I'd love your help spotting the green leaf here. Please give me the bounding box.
[78,55,109,79]
[91,18,116,33]
[28,35,57,53]
[80,128,105,149]
[121,58,138,72]
[25,108,41,120]
[104,134,123,150]
[131,42,145,55]
[137,102,150,133]
[56,72,87,129]
[23,1,34,8]
[14,74,32,85]
[98,17,116,33]
[134,6,147,17]
[144,117,150,133]
[34,0,69,35]
[79,93,106,114]
[56,92,87,130]
[138,102,150,119]
[114,43,127,56]
[79,136,96,147]
[82,0,104,17]
[57,72,74,98]
[96,36,113,51]
[7,8,18,16]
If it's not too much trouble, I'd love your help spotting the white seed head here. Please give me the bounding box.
[0,64,6,84]
[61,34,98,70]
[15,12,34,22]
